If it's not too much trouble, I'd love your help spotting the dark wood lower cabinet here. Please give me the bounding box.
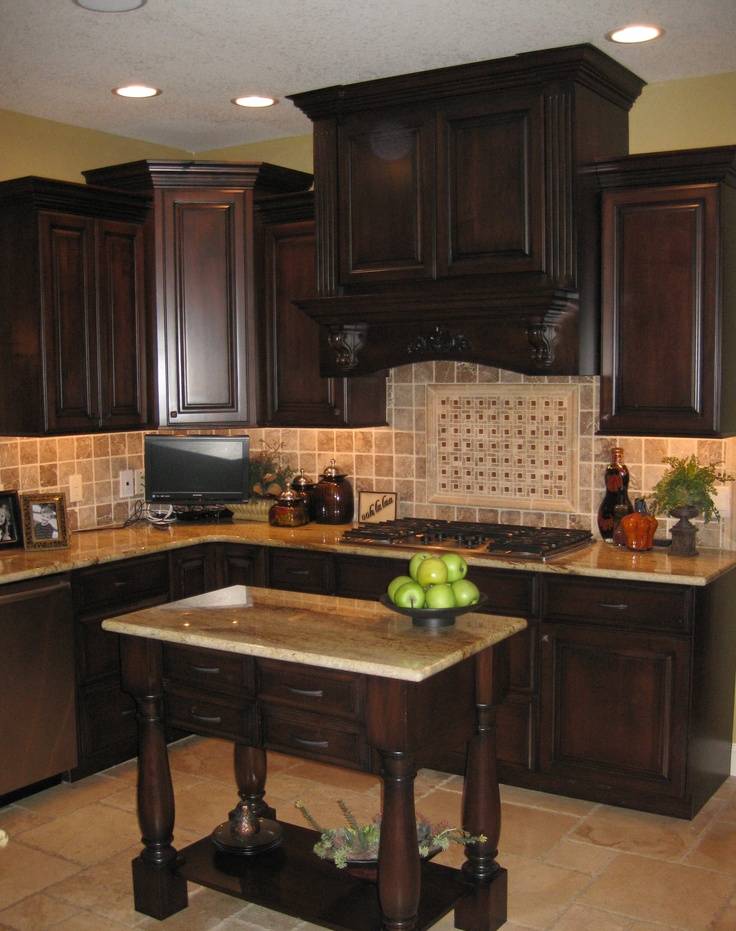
[37,540,734,818]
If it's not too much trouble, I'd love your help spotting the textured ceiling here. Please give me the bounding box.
[1,0,735,152]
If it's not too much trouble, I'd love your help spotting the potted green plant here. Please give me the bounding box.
[650,455,733,556]
[294,799,486,881]
[231,440,294,522]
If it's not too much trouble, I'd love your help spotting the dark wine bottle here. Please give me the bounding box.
[596,446,633,543]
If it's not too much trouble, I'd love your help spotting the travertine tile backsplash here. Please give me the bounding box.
[2,361,735,547]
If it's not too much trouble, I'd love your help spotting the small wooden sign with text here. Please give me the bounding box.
[358,491,397,524]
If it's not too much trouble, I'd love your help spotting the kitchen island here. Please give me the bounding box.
[103,585,526,930]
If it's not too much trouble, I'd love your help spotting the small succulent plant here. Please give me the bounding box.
[294,799,486,869]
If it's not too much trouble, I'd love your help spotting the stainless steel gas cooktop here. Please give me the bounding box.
[340,519,592,561]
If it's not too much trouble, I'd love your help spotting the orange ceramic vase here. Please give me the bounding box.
[619,499,658,551]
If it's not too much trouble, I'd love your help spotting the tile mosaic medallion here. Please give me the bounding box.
[426,383,579,512]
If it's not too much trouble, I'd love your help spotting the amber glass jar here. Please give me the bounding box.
[313,459,354,524]
[268,489,309,527]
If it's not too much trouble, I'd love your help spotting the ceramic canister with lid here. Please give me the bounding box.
[313,459,354,524]
[290,468,316,520]
[268,489,310,527]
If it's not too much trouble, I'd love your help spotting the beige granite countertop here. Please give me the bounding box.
[1,519,735,587]
[102,584,526,682]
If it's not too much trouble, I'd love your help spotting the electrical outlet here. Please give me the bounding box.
[68,473,83,502]
[119,469,134,498]
[134,469,145,496]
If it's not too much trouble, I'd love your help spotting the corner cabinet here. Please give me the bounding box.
[592,146,736,437]
[289,44,644,377]
[255,192,386,427]
[83,160,313,427]
[0,178,151,435]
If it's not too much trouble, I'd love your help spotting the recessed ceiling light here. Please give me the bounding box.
[606,24,664,44]
[74,0,147,10]
[232,95,278,108]
[113,84,161,98]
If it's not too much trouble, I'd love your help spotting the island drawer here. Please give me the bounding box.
[262,706,369,769]
[164,644,256,696]
[166,688,258,742]
[541,577,692,631]
[72,554,169,615]
[257,659,364,719]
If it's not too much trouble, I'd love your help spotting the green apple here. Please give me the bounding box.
[416,556,449,587]
[393,580,426,609]
[408,552,431,581]
[440,552,468,582]
[387,575,414,603]
[425,583,456,610]
[452,579,481,607]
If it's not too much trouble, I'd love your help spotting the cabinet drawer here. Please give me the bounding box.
[166,688,258,742]
[472,568,536,616]
[258,659,364,719]
[268,549,333,594]
[164,644,255,696]
[335,554,402,600]
[262,706,368,768]
[73,554,169,614]
[542,577,691,631]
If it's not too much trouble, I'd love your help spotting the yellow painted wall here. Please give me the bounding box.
[630,71,736,152]
[195,133,314,173]
[0,108,188,183]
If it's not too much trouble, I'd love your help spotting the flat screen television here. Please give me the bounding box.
[144,435,250,505]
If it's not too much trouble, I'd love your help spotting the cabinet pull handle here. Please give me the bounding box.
[541,634,550,643]
[291,735,329,749]
[190,665,221,675]
[113,581,129,588]
[287,686,324,698]
[121,708,136,717]
[287,569,311,577]
[598,602,629,610]
[190,710,222,724]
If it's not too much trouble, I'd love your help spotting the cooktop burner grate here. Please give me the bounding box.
[340,519,592,560]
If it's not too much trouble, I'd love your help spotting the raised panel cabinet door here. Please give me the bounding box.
[337,106,436,283]
[162,189,255,425]
[38,211,100,431]
[539,622,689,799]
[219,544,266,588]
[599,184,719,436]
[97,218,149,428]
[436,90,545,277]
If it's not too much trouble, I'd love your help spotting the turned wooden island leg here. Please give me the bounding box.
[233,743,276,820]
[120,635,188,920]
[378,751,421,931]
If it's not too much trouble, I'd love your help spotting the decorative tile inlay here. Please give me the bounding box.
[426,383,579,512]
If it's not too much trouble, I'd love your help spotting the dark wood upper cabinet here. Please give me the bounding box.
[83,160,312,427]
[255,192,386,427]
[592,146,736,436]
[0,179,150,435]
[289,44,644,377]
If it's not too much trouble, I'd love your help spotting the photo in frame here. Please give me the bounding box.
[0,491,23,549]
[21,492,70,549]
[357,490,397,524]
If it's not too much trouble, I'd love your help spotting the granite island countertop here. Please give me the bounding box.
[102,584,527,682]
[1,519,735,587]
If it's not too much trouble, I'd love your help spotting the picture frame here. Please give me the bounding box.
[0,491,23,549]
[21,492,70,550]
[357,490,398,524]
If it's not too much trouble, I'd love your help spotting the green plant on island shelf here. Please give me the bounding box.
[247,440,294,498]
[650,455,734,523]
[294,799,486,869]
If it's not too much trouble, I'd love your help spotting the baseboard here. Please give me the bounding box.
[731,743,736,777]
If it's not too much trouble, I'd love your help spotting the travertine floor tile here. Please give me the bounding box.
[53,912,136,929]
[0,804,51,838]
[686,820,736,874]
[499,783,597,818]
[549,904,631,930]
[99,769,207,813]
[16,801,137,867]
[573,803,710,861]
[579,853,735,929]
[14,773,124,818]
[543,837,617,875]
[167,735,239,783]
[235,902,304,930]
[503,852,592,929]
[498,803,581,859]
[0,891,81,930]
[0,842,80,910]
[283,760,380,795]
[136,886,246,930]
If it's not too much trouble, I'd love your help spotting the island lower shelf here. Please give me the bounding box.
[177,822,470,931]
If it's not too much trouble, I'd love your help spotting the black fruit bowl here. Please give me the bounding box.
[379,593,488,629]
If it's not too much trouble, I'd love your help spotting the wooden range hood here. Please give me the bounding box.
[289,44,644,377]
